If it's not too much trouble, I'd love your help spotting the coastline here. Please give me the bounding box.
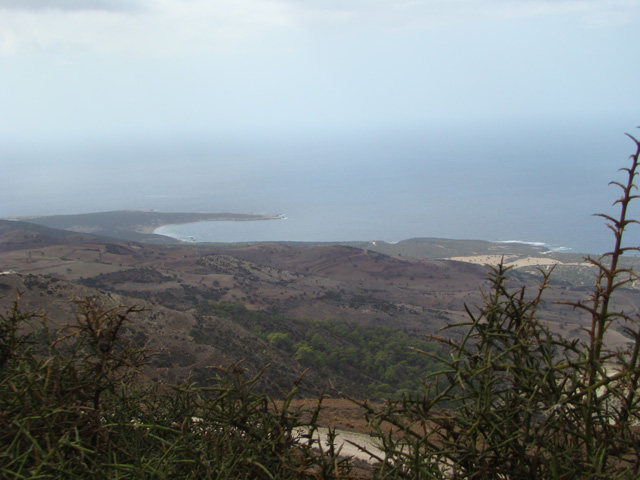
[6,210,606,259]
[151,224,198,241]
[149,212,285,242]
[5,210,284,244]
[142,213,283,235]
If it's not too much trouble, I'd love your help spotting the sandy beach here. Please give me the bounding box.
[448,254,594,269]
[139,213,283,234]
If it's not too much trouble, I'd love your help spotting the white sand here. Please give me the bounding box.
[448,255,594,268]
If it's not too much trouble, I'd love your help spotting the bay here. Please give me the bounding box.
[3,118,638,255]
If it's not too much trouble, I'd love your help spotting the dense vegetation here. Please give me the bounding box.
[0,298,352,478]
[2,133,640,478]
[195,300,446,399]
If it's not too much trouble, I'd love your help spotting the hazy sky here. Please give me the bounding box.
[1,0,639,145]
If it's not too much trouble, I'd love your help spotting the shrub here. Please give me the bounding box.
[364,133,640,479]
[0,298,354,478]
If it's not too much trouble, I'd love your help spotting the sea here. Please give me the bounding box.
[3,118,639,256]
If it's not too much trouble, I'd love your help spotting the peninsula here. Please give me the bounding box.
[4,210,282,243]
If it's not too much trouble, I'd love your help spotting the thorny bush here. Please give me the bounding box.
[363,132,640,479]
[0,298,354,478]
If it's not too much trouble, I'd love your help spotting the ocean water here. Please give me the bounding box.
[3,119,639,255]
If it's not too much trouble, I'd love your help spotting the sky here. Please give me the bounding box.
[1,0,639,145]
[1,0,640,254]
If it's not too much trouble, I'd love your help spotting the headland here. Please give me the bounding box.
[3,210,282,244]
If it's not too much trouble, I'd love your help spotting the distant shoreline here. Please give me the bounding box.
[4,210,594,256]
[139,213,284,234]
[151,214,285,241]
[4,210,284,244]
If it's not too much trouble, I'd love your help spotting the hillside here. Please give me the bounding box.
[1,217,638,399]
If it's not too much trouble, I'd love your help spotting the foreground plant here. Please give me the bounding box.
[0,298,355,479]
[364,133,640,479]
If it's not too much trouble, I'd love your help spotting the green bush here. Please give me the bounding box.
[364,133,640,479]
[0,298,354,478]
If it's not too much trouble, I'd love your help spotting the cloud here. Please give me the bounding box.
[0,0,293,55]
[279,0,640,29]
[0,0,142,12]
[0,0,638,56]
